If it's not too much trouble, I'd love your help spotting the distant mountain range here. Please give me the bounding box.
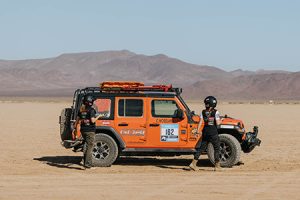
[0,50,299,100]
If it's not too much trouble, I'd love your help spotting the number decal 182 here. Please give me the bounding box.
[165,129,174,135]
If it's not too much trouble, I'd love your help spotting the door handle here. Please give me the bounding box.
[118,123,128,126]
[149,123,160,127]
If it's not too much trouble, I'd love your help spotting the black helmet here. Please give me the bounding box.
[83,95,94,106]
[204,96,217,108]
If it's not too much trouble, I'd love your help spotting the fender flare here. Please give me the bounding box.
[218,128,244,143]
[96,126,126,149]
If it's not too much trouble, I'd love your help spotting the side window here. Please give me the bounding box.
[93,98,112,118]
[152,100,178,118]
[118,99,143,117]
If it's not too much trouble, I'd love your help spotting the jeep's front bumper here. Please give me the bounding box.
[241,126,261,153]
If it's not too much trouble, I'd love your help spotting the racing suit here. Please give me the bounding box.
[194,109,220,163]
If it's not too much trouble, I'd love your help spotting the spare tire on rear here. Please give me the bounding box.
[60,108,73,141]
[207,134,241,168]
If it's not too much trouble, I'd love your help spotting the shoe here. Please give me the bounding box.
[214,162,221,171]
[84,165,95,170]
[79,159,84,166]
[189,159,199,171]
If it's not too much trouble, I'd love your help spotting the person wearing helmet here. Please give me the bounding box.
[189,96,222,171]
[77,95,102,169]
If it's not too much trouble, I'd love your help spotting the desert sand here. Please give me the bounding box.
[0,100,299,200]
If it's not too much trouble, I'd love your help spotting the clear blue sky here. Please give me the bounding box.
[0,0,299,71]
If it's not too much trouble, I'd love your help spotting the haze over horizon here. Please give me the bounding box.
[0,0,299,72]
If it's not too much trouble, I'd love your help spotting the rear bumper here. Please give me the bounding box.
[241,126,261,153]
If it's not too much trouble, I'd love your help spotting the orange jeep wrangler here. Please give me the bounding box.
[59,81,261,167]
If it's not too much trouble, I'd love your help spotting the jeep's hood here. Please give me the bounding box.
[221,116,244,128]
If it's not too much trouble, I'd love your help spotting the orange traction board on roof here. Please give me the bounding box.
[100,81,144,90]
[100,81,173,92]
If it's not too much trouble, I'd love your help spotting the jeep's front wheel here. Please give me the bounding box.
[207,134,241,168]
[91,134,118,167]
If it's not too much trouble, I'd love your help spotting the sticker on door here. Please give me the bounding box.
[160,124,179,142]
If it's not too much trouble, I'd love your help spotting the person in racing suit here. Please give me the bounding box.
[189,96,222,171]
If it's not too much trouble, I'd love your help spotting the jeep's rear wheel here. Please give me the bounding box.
[207,134,241,168]
[91,134,118,167]
[60,108,73,141]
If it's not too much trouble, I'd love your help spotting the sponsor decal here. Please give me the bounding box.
[120,129,145,136]
[156,118,173,123]
[191,128,198,135]
[160,124,179,142]
[102,121,111,125]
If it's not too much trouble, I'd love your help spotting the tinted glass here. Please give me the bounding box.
[118,99,143,117]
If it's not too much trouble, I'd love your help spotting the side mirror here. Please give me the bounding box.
[192,115,200,123]
[174,108,184,119]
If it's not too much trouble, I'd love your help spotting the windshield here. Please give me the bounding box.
[176,95,192,114]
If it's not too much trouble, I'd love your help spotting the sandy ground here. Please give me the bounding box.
[0,100,299,200]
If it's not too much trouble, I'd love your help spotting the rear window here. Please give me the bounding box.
[118,99,143,117]
[93,98,112,118]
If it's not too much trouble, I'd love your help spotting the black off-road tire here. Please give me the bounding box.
[207,134,241,168]
[89,134,119,167]
[60,108,73,141]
